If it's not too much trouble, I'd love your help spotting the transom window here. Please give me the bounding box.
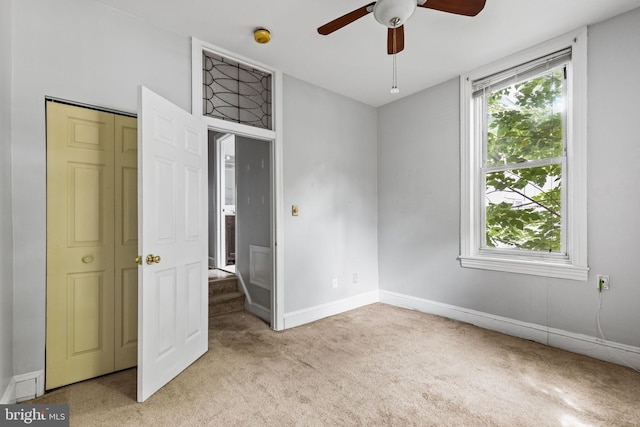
[202,51,273,130]
[460,29,588,280]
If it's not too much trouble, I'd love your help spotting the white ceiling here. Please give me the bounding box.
[95,0,640,107]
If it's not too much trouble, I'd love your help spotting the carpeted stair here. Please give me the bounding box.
[208,271,245,317]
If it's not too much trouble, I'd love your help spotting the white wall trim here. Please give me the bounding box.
[249,245,272,291]
[284,289,640,370]
[6,370,45,403]
[380,290,640,370]
[246,301,271,323]
[1,378,16,404]
[283,291,379,330]
[236,271,250,301]
[458,256,589,281]
[236,271,271,323]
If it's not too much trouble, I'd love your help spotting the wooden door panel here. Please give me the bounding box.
[67,117,110,151]
[67,272,108,355]
[155,268,178,358]
[114,266,138,371]
[46,102,115,390]
[68,163,105,245]
[153,157,177,243]
[118,269,138,342]
[120,167,138,245]
[185,166,203,240]
[185,262,203,339]
[138,86,208,402]
[114,115,138,370]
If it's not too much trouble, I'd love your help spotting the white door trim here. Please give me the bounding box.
[191,38,284,331]
[213,132,231,271]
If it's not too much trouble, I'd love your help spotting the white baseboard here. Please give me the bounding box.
[379,290,640,370]
[14,370,44,402]
[283,290,379,329]
[235,270,273,323]
[1,378,16,404]
[1,370,45,404]
[246,301,271,323]
[235,271,249,303]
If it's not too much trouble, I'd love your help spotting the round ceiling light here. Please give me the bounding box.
[254,28,271,44]
[373,0,417,28]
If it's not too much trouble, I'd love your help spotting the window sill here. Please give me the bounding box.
[458,255,589,281]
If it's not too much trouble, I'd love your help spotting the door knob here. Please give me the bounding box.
[135,255,142,265]
[82,255,94,263]
[146,254,161,265]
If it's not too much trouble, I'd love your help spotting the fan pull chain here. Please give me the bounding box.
[391,22,399,94]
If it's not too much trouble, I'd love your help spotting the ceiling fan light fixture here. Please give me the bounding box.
[373,0,417,27]
[253,28,271,44]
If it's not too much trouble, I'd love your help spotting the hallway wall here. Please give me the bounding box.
[236,136,272,310]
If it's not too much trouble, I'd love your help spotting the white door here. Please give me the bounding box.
[137,86,208,402]
[214,133,236,270]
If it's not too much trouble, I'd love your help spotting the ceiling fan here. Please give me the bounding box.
[318,0,487,55]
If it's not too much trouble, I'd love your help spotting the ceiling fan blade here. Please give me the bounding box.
[387,25,405,55]
[418,0,486,17]
[317,2,376,35]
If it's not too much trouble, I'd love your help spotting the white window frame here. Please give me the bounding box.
[459,28,588,281]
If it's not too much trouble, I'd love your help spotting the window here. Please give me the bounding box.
[459,29,588,280]
[202,51,273,130]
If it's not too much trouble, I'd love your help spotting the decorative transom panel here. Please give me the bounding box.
[202,51,272,130]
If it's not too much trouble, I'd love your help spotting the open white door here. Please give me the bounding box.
[137,86,208,402]
[214,133,236,271]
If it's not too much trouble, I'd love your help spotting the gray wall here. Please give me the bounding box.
[10,0,638,383]
[11,0,190,376]
[586,8,640,346]
[8,0,381,378]
[377,8,640,348]
[283,76,379,313]
[236,136,272,309]
[1,0,15,397]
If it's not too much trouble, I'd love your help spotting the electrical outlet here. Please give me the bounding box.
[597,274,610,291]
[332,278,338,288]
[352,273,358,284]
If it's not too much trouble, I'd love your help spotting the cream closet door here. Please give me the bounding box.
[46,102,137,390]
[114,115,139,371]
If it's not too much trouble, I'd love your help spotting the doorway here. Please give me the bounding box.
[211,133,237,272]
[194,38,283,330]
[208,131,274,321]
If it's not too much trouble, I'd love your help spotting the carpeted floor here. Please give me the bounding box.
[32,303,640,426]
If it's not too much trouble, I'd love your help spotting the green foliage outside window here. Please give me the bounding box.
[484,70,564,252]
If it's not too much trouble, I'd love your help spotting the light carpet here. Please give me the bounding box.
[31,303,640,426]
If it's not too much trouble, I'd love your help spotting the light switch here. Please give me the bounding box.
[292,205,299,216]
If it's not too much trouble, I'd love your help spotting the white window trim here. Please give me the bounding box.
[191,39,279,140]
[459,28,588,281]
